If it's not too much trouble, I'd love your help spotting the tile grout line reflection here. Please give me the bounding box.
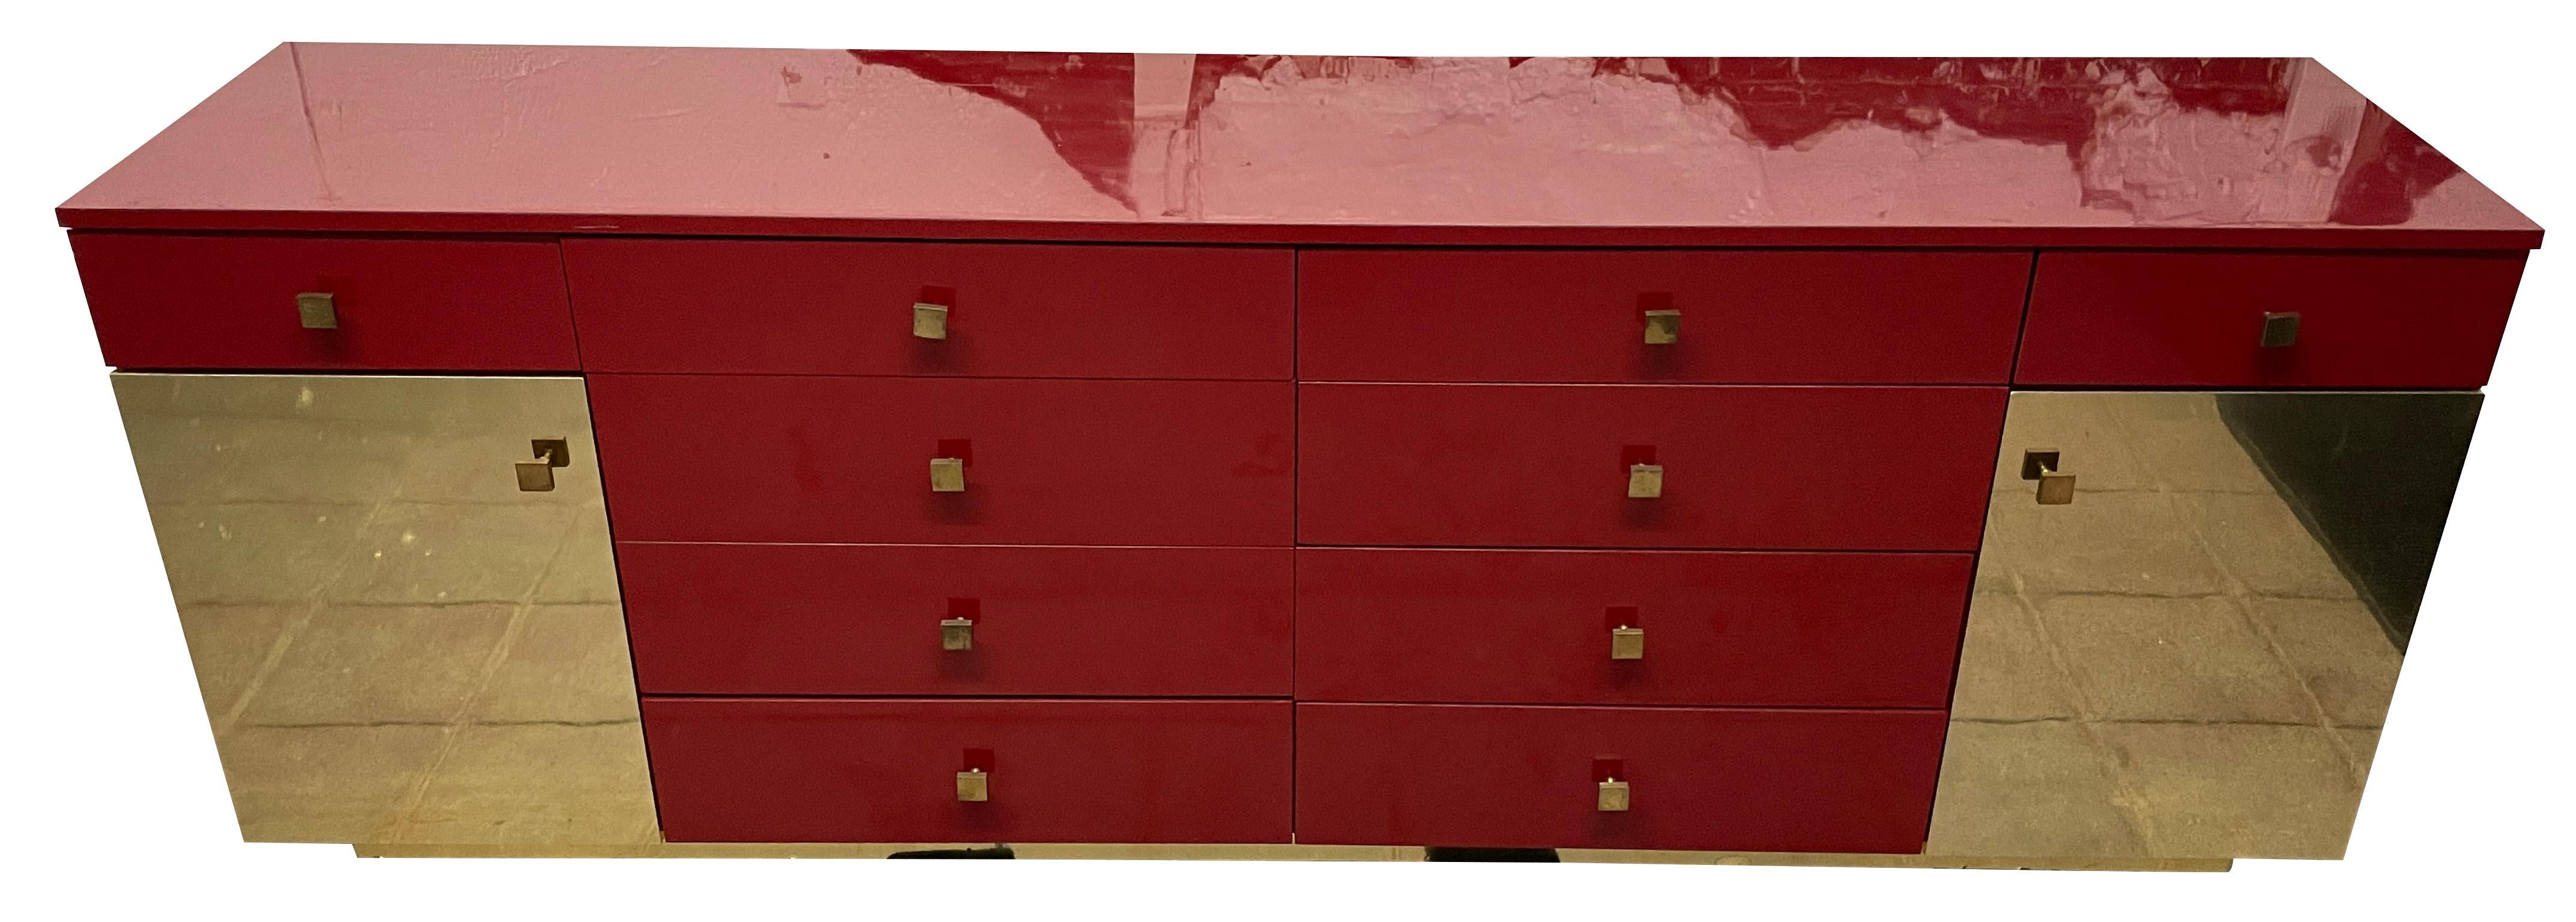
[201,418,411,742]
[381,506,581,843]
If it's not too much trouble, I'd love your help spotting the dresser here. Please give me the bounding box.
[64,47,2539,867]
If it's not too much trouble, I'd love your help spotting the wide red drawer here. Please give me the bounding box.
[1296,548,1971,708]
[1298,249,2031,384]
[564,238,1293,378]
[2016,250,2525,388]
[70,232,577,370]
[588,375,1294,544]
[619,543,1292,696]
[1295,703,1946,852]
[646,698,1294,843]
[1296,384,2003,550]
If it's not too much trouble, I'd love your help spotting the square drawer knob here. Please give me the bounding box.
[1609,625,1645,660]
[940,616,975,651]
[2021,449,2074,505]
[1642,309,1680,345]
[1625,463,1664,499]
[1597,779,1631,812]
[514,438,570,492]
[914,302,951,340]
[2261,311,2302,348]
[295,292,338,330]
[956,769,989,802]
[930,456,967,493]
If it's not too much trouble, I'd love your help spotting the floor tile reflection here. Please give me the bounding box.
[116,374,658,846]
[1930,393,2419,861]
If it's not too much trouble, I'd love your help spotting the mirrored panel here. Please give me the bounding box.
[1926,390,2479,860]
[114,373,658,846]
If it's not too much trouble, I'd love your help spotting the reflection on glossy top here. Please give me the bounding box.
[61,45,2539,247]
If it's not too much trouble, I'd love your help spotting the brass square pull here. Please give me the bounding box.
[515,438,570,492]
[914,302,951,340]
[1597,779,1631,812]
[2021,449,2073,505]
[1642,309,1680,345]
[955,769,989,802]
[1610,625,1644,660]
[1626,463,1664,499]
[2261,311,2301,348]
[930,456,967,493]
[295,292,338,330]
[940,616,975,651]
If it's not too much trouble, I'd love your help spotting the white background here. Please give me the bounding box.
[2,2,2567,918]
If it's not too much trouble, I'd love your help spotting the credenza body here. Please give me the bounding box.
[66,48,2537,864]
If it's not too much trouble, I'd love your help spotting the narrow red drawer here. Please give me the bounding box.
[1296,703,1945,852]
[2016,250,2526,388]
[646,698,1293,843]
[1296,384,2003,550]
[588,375,1293,544]
[565,238,1292,378]
[619,543,1291,696]
[1297,249,2030,384]
[70,232,576,370]
[1296,548,1970,708]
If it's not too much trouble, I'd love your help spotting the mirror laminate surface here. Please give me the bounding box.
[1927,390,2480,860]
[115,373,657,846]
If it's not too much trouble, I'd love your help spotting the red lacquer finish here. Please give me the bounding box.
[69,232,577,370]
[565,239,1293,378]
[1294,703,1947,852]
[61,47,2539,250]
[1294,548,1973,708]
[2016,250,2527,388]
[1297,249,2031,384]
[1296,384,2004,550]
[646,698,1293,843]
[587,375,1294,545]
[617,543,1292,696]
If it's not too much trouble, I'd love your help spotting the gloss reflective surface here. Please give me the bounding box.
[61,46,2535,245]
[114,373,658,846]
[1927,391,2479,860]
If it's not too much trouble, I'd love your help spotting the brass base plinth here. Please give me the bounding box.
[352,841,2230,872]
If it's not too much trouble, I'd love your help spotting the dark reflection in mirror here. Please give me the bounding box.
[2219,393,2481,649]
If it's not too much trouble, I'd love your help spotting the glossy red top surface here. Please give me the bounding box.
[61,44,2540,248]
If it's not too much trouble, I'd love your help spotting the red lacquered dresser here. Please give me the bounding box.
[67,47,2537,867]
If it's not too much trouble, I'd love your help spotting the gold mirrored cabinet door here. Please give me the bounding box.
[1928,391,2481,860]
[113,373,657,846]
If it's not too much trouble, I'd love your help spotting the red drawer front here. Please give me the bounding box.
[1296,703,1945,852]
[2016,250,2525,388]
[588,375,1295,545]
[1297,249,2030,384]
[1296,548,1971,708]
[618,543,1292,696]
[1296,384,2003,550]
[564,238,1293,379]
[646,698,1293,843]
[70,232,577,370]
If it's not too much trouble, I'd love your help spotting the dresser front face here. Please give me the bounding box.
[113,373,657,846]
[91,240,2514,861]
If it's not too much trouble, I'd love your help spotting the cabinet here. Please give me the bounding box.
[111,373,652,845]
[1930,391,2479,859]
[64,46,2536,867]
